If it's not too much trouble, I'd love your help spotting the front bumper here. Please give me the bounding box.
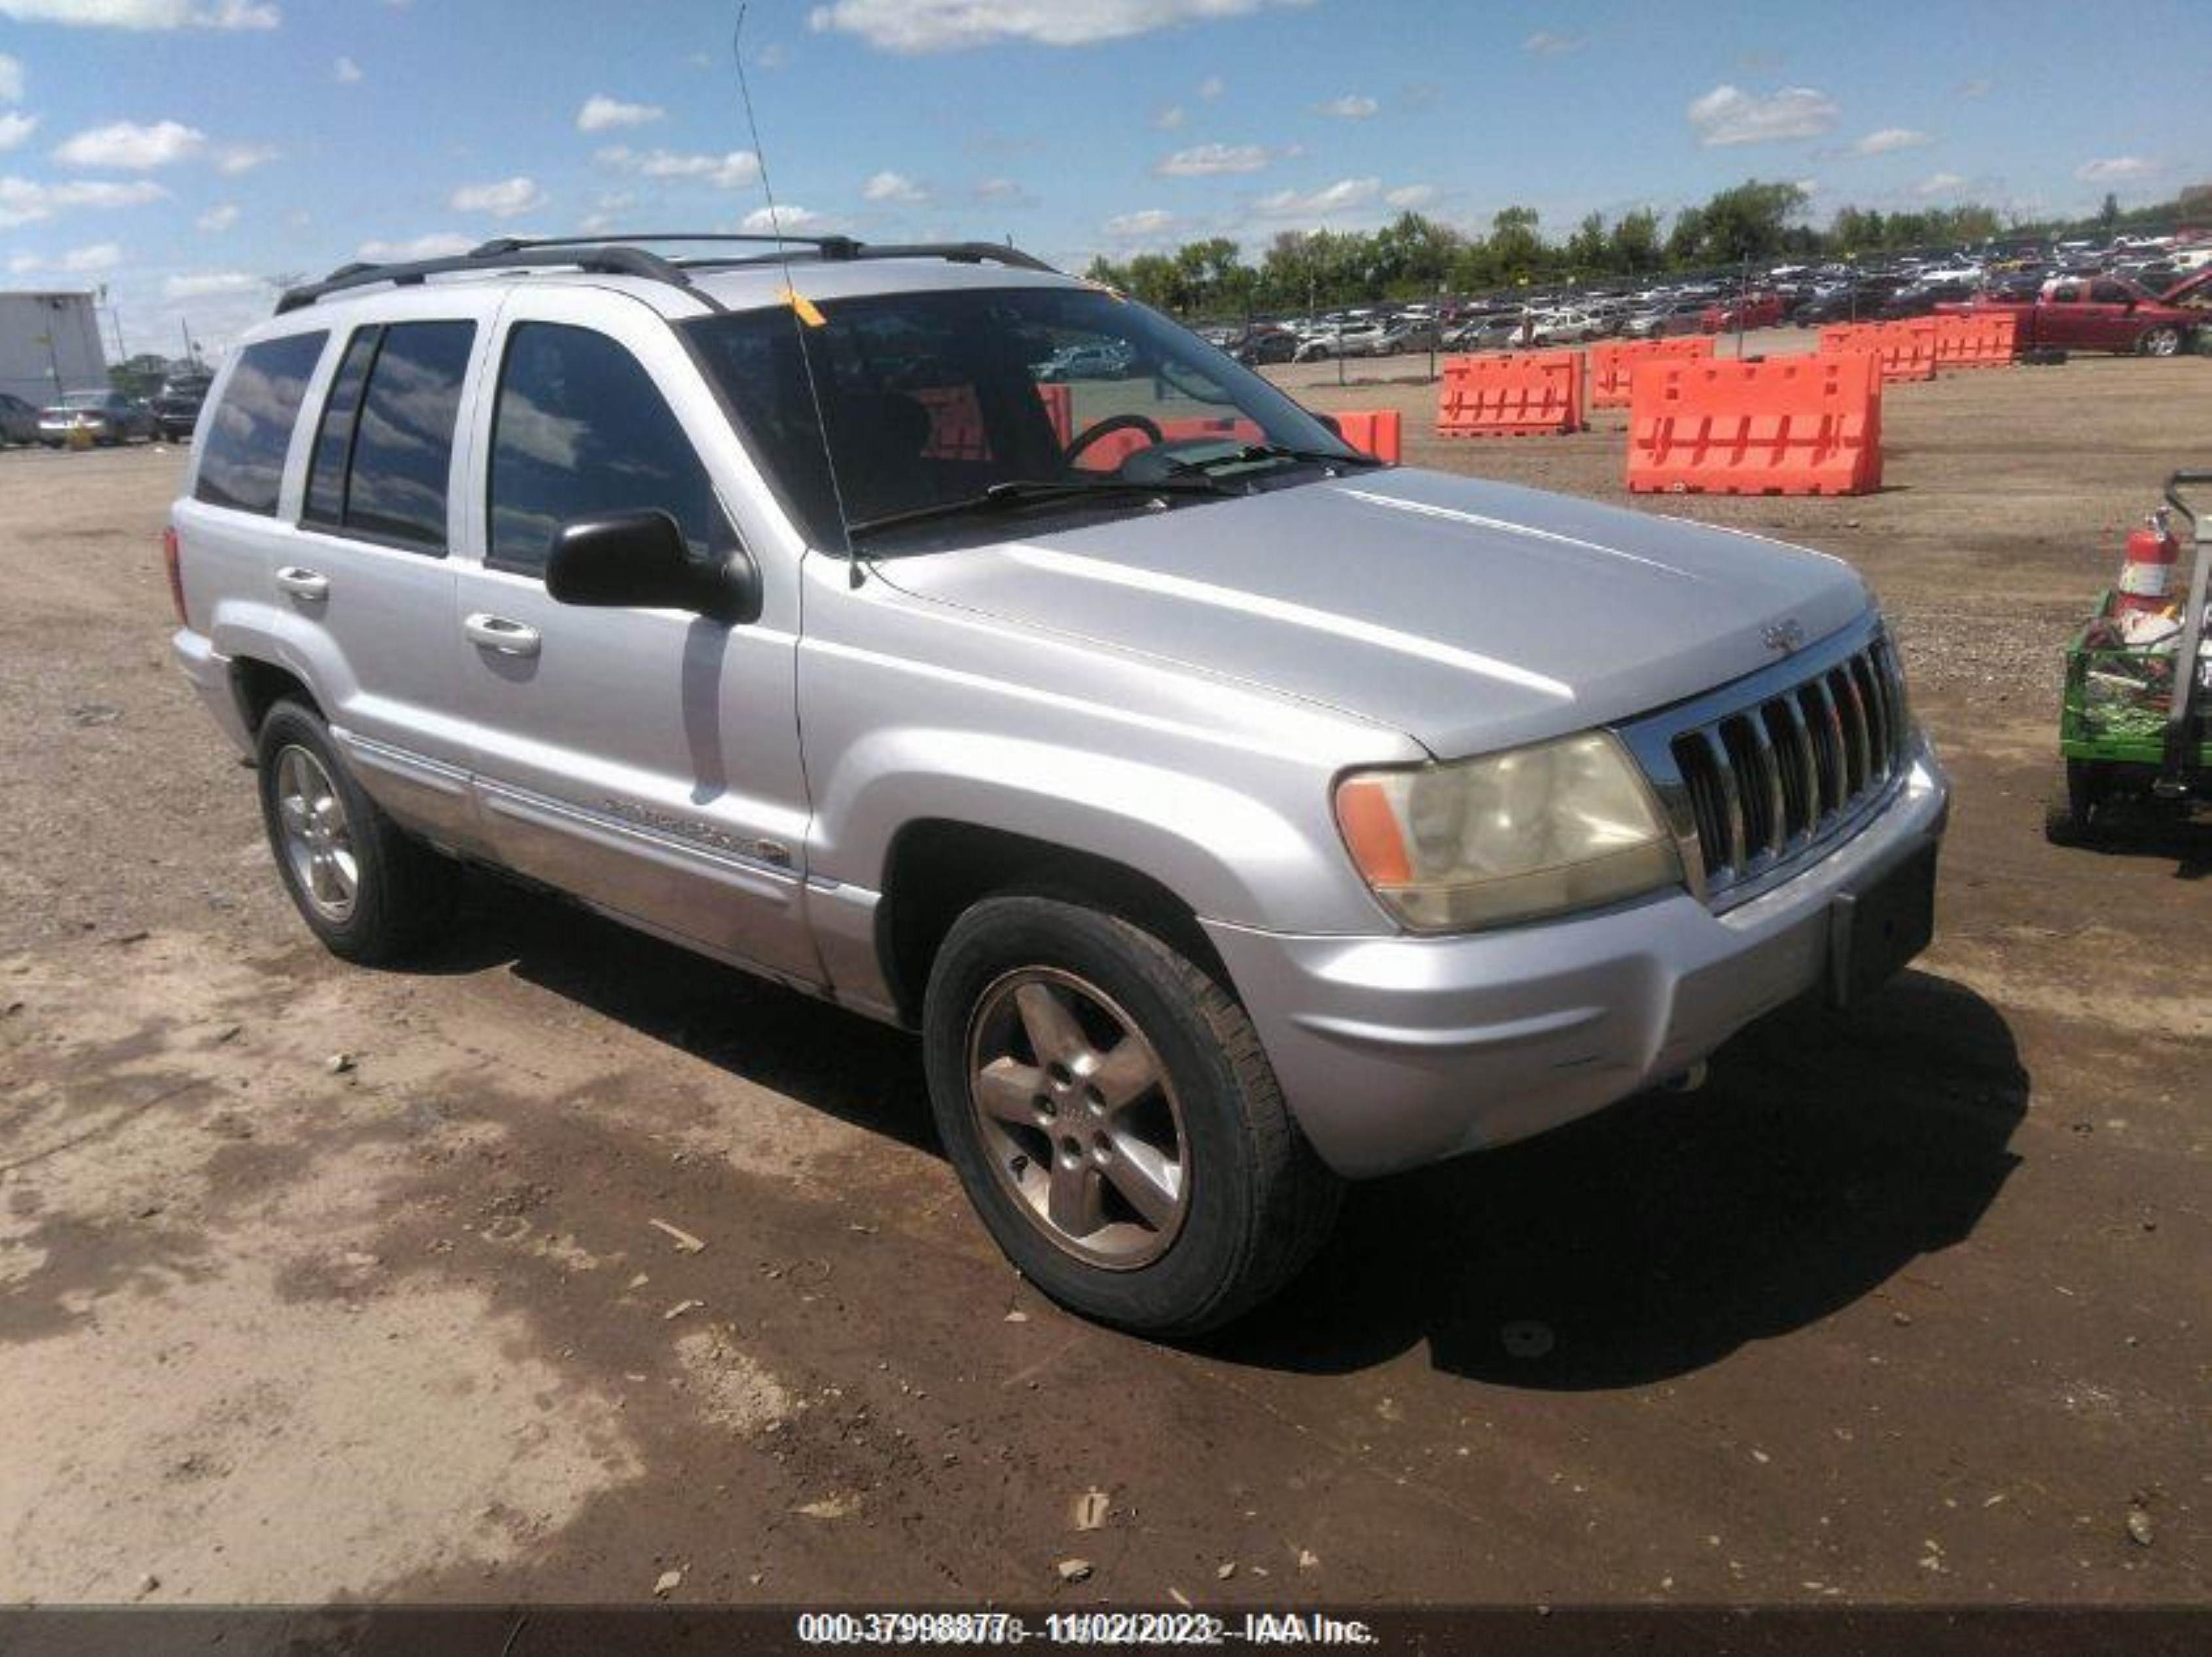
[1204,734,1950,1179]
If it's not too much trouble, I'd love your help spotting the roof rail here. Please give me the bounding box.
[274,243,723,315]
[272,233,1061,315]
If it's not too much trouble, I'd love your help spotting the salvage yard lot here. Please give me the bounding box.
[1,346,2207,1607]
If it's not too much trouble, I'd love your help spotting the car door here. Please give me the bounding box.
[266,297,496,850]
[2086,279,2142,349]
[2039,281,2092,348]
[448,289,817,983]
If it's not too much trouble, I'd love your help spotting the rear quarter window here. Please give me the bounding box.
[193,332,329,516]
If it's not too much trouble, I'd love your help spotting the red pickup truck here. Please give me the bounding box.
[1938,270,2209,356]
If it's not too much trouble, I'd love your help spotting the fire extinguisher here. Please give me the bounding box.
[2114,508,2180,615]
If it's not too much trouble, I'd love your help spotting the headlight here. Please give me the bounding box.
[1334,731,1683,933]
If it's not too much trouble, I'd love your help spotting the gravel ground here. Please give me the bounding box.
[1,346,2208,1613]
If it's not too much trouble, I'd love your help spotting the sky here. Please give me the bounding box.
[0,0,2205,359]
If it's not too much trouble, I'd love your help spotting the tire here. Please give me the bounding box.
[2137,325,2182,359]
[922,895,1341,1337]
[2043,757,2103,847]
[254,699,456,964]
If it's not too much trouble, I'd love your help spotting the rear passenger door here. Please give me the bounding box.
[272,301,495,849]
[448,291,815,982]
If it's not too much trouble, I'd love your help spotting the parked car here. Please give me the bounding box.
[151,370,213,442]
[1621,300,1709,338]
[1938,270,2208,356]
[1876,281,1979,321]
[0,391,39,446]
[169,236,1948,1335]
[37,389,158,446]
[1035,340,1135,381]
[1295,321,1389,361]
[1525,308,1602,346]
[1232,328,1298,366]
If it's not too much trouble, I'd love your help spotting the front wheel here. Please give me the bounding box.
[2137,325,2183,358]
[2043,757,2107,846]
[922,896,1341,1336]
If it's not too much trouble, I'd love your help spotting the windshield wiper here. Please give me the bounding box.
[1168,443,1387,478]
[846,476,1237,541]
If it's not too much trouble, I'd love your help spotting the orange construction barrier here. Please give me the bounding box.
[1817,322,1935,382]
[1929,312,2018,370]
[1588,336,1716,409]
[1332,409,1402,462]
[1436,351,1584,437]
[1627,352,1882,497]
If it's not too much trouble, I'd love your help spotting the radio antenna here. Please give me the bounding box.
[732,4,865,589]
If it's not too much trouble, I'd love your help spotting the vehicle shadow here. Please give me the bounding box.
[1203,967,2029,1389]
[418,878,2027,1391]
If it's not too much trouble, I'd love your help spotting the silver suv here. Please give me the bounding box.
[168,234,1948,1334]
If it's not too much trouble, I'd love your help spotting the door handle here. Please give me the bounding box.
[463,612,542,658]
[276,566,329,601]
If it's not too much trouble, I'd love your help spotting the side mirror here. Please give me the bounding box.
[545,510,760,623]
[1310,412,1344,438]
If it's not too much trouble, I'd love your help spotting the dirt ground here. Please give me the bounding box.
[1,341,2208,1612]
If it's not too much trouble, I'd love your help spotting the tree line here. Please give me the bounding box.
[1081,179,2193,317]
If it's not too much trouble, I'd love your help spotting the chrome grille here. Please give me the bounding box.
[1618,618,1913,908]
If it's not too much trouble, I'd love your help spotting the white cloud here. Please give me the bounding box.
[357,232,474,262]
[1686,83,1838,147]
[974,175,1035,208]
[1385,183,1436,209]
[1154,141,1270,177]
[1103,207,1179,238]
[807,0,1306,52]
[1956,77,1993,100]
[450,175,547,218]
[59,240,122,271]
[1522,30,1582,55]
[0,0,277,27]
[0,51,22,101]
[1251,176,1380,218]
[333,54,362,82]
[595,145,761,189]
[1910,171,1970,198]
[163,270,263,300]
[2075,155,2156,183]
[1196,74,1223,98]
[0,111,36,151]
[861,168,927,204]
[1156,103,1185,129]
[736,203,841,235]
[54,118,204,168]
[1851,127,1929,156]
[0,173,167,226]
[213,141,277,174]
[577,93,665,133]
[196,202,238,231]
[1315,94,1377,119]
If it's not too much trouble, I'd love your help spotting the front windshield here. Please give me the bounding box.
[683,284,1362,548]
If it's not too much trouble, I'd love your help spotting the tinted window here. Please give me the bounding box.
[2090,281,2132,304]
[194,331,327,515]
[488,323,730,577]
[340,321,474,550]
[2051,284,2082,304]
[304,328,380,526]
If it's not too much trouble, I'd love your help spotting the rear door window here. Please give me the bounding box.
[193,331,328,515]
[325,321,476,552]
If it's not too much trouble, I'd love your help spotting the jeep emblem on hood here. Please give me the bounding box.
[1762,618,1808,655]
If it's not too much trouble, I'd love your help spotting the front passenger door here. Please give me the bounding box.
[452,308,817,982]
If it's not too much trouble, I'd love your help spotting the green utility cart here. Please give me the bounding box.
[2046,471,2212,844]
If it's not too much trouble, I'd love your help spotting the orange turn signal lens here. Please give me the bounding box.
[1333,777,1412,886]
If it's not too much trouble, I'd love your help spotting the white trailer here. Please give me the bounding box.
[0,290,107,407]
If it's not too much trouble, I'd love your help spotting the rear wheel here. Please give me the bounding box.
[2137,325,2183,358]
[255,700,456,963]
[2043,757,2106,846]
[922,895,1341,1336]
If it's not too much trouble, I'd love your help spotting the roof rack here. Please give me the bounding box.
[273,233,1060,315]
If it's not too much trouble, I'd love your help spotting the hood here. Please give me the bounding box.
[874,467,1872,758]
